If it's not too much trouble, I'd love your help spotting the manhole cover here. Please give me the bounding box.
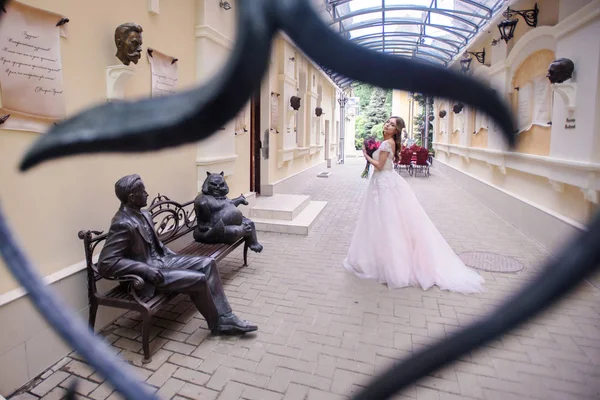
[459,252,525,273]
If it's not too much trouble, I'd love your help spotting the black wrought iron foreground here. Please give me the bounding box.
[0,0,598,399]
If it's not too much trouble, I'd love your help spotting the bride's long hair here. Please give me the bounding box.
[390,116,406,163]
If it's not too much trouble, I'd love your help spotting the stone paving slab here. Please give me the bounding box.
[9,160,600,400]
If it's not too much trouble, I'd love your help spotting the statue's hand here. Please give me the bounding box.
[235,194,248,206]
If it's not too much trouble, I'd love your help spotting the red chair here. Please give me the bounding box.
[395,149,413,176]
[413,148,431,177]
[409,144,420,164]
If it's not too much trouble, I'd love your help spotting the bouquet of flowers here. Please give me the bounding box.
[361,136,381,178]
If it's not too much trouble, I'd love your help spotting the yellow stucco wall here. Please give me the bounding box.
[438,154,593,224]
[471,129,488,148]
[0,0,198,294]
[268,37,338,184]
[392,90,410,119]
[450,131,460,145]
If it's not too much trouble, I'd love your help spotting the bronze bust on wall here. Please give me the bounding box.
[547,58,575,84]
[114,23,144,66]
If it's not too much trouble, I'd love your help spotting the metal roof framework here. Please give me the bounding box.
[322,0,507,89]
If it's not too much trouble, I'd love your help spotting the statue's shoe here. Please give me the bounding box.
[212,312,258,335]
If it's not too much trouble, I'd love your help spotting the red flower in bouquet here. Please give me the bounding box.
[361,136,381,178]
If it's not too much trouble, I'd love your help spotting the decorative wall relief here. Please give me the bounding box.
[474,110,488,134]
[532,76,551,125]
[270,92,279,133]
[146,48,178,97]
[442,113,448,136]
[0,1,67,133]
[454,110,465,134]
[517,82,532,133]
[548,58,577,114]
[554,83,577,114]
[516,76,552,133]
[234,107,247,134]
[105,65,135,102]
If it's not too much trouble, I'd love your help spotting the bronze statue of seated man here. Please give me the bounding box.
[98,174,257,335]
[193,172,263,253]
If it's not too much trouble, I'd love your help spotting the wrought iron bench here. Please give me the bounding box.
[79,194,248,363]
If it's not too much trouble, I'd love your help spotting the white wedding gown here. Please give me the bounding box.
[343,141,484,293]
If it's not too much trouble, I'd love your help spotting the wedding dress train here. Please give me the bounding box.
[343,141,484,294]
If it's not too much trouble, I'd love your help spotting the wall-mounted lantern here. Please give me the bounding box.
[498,3,539,43]
[460,54,472,74]
[460,49,485,74]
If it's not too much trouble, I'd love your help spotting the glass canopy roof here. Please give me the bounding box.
[322,0,507,88]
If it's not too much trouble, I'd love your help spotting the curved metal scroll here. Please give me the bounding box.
[1,1,598,400]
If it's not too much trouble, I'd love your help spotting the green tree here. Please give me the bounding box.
[352,83,393,149]
[354,115,367,149]
[353,83,374,110]
[385,90,393,115]
[363,87,389,135]
[370,122,384,140]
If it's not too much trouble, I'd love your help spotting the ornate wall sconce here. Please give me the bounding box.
[290,96,301,110]
[460,49,484,74]
[460,54,472,74]
[439,110,447,119]
[315,107,323,117]
[466,49,485,65]
[497,3,539,43]
[219,1,232,10]
[452,103,464,114]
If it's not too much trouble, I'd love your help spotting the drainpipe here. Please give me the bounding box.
[422,95,429,149]
[338,93,348,164]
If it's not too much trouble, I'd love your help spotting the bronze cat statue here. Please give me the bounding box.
[193,172,263,253]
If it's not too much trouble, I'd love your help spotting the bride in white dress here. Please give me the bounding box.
[343,116,484,294]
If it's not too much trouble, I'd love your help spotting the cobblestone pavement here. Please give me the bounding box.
[10,160,600,400]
